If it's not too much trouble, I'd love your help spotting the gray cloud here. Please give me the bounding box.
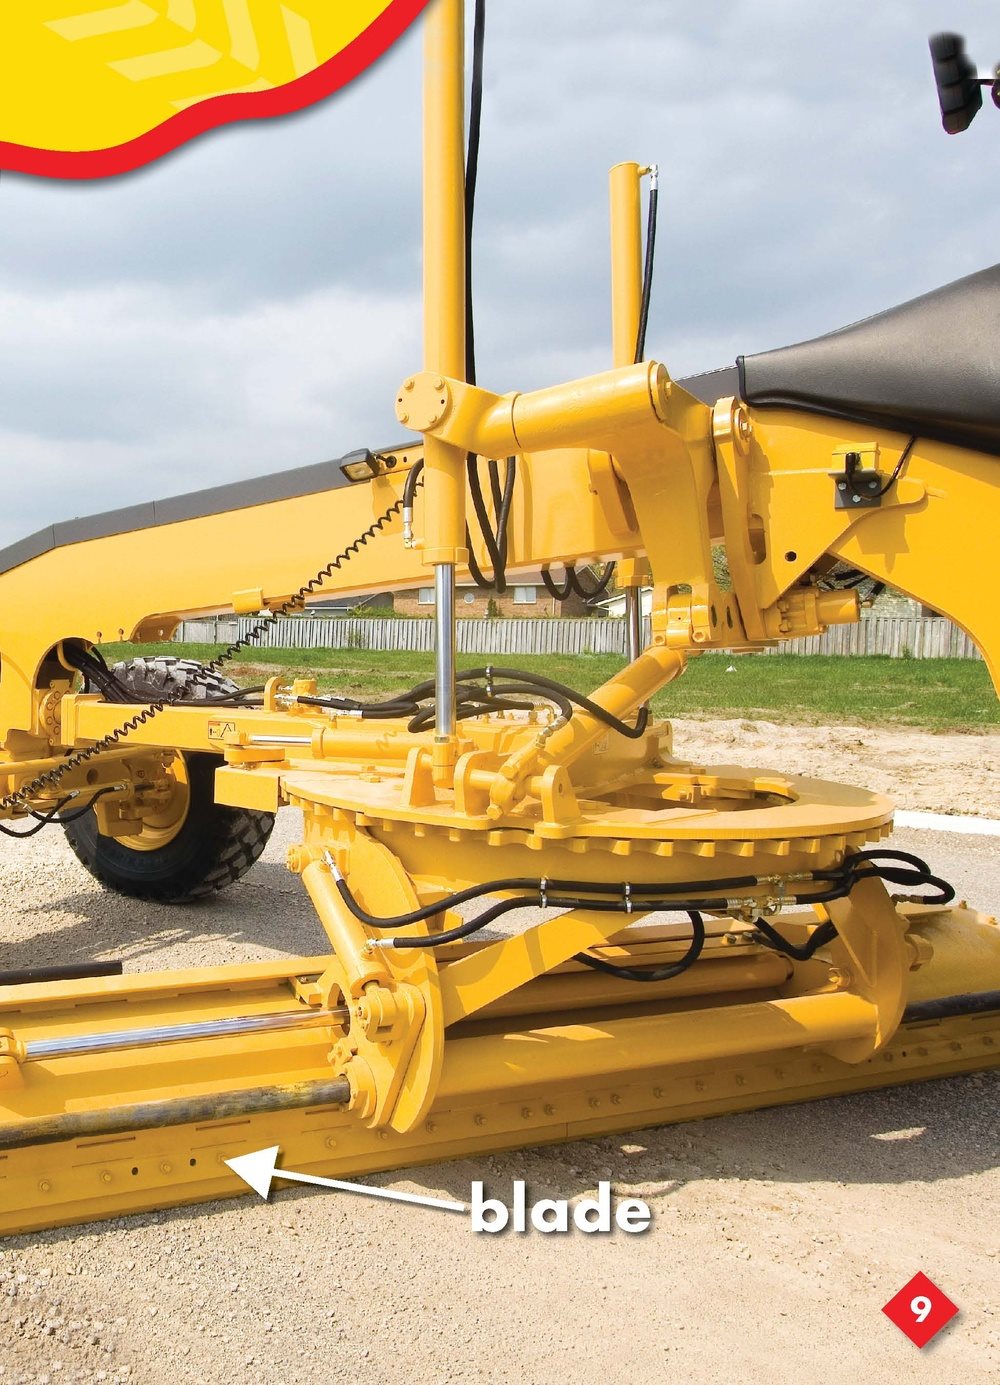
[0,1,996,545]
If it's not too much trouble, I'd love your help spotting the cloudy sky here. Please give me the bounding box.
[0,0,996,545]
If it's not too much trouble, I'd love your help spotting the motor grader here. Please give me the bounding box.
[0,1,998,1235]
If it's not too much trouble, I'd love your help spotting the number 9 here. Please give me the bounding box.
[911,1295,932,1323]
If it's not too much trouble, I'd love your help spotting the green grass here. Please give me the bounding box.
[98,643,999,732]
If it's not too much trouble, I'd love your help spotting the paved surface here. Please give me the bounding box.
[0,812,997,1384]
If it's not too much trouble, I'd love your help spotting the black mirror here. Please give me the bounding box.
[929,32,985,133]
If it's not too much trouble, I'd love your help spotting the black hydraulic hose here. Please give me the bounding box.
[298,678,556,729]
[466,680,574,721]
[848,865,955,906]
[0,799,73,837]
[378,889,853,954]
[467,453,507,585]
[300,676,507,717]
[491,454,517,582]
[74,658,127,705]
[296,693,421,716]
[575,911,705,981]
[198,685,267,705]
[464,0,486,391]
[457,666,651,739]
[461,0,516,594]
[403,448,511,596]
[383,895,540,947]
[0,785,118,838]
[402,457,423,509]
[306,664,654,741]
[813,849,955,907]
[325,846,953,967]
[749,848,953,957]
[569,563,617,600]
[751,917,837,962]
[330,864,844,933]
[413,691,566,735]
[346,854,928,934]
[404,694,536,734]
[543,561,616,603]
[490,457,516,574]
[541,566,576,601]
[54,789,120,825]
[65,647,133,705]
[382,896,722,950]
[634,175,658,365]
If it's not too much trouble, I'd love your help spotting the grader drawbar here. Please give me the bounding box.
[1,1,999,1234]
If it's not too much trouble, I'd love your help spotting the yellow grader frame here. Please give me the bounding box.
[1,0,999,1234]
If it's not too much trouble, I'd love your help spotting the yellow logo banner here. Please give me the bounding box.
[0,1,428,177]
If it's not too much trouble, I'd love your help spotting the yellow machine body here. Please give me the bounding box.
[1,0,998,1234]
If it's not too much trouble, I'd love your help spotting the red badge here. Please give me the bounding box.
[882,1272,959,1347]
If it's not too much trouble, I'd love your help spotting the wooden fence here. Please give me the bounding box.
[175,613,982,660]
[757,615,980,659]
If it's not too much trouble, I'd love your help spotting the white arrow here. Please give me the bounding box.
[225,1145,468,1214]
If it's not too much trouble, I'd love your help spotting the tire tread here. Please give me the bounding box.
[63,657,274,903]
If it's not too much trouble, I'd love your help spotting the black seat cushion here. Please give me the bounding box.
[733,264,1000,456]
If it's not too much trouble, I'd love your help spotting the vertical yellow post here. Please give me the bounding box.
[609,160,648,656]
[422,0,468,754]
[609,161,642,370]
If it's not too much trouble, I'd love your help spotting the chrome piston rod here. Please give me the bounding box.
[22,1005,349,1063]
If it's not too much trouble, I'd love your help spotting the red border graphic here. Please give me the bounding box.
[0,0,430,180]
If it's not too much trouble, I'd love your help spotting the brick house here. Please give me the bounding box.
[393,570,595,620]
[307,590,397,615]
[309,570,598,617]
[392,570,594,618]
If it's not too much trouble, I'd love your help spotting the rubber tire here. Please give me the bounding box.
[63,657,275,903]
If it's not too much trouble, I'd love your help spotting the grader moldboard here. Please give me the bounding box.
[1,2,999,1235]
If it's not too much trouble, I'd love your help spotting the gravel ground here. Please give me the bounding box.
[675,717,1000,818]
[1,731,998,1385]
